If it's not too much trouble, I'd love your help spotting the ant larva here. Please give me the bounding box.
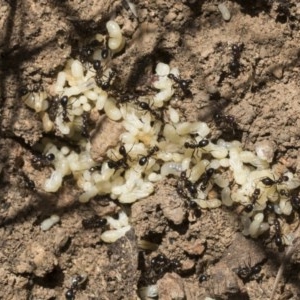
[167,73,192,98]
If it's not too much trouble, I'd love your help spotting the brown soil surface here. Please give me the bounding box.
[1,0,300,299]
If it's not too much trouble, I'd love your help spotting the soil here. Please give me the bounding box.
[1,0,300,299]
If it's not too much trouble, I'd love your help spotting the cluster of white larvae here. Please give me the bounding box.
[22,20,300,246]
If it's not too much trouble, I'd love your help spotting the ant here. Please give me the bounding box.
[184,138,209,157]
[82,215,107,229]
[178,171,198,198]
[78,45,94,64]
[136,101,163,121]
[199,274,209,283]
[233,259,264,283]
[244,188,260,213]
[96,69,116,90]
[77,39,103,64]
[81,112,90,138]
[167,73,192,98]
[92,60,102,73]
[229,43,244,77]
[49,95,71,123]
[176,185,190,200]
[21,172,36,190]
[273,217,284,249]
[59,95,71,122]
[20,84,43,97]
[107,145,131,171]
[214,113,239,135]
[31,153,55,170]
[261,175,289,187]
[107,158,128,170]
[188,200,202,218]
[65,274,87,300]
[196,168,215,191]
[150,254,181,276]
[139,146,159,166]
[290,196,300,211]
[89,165,102,173]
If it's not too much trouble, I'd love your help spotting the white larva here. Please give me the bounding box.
[40,215,60,231]
[100,226,131,243]
[44,171,63,192]
[218,3,231,21]
[71,60,84,78]
[104,98,122,121]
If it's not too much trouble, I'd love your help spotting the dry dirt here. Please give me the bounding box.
[1,0,300,299]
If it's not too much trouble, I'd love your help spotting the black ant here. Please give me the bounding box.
[65,274,87,300]
[233,259,264,283]
[196,168,215,191]
[176,185,190,200]
[261,175,289,187]
[89,165,102,173]
[20,84,43,97]
[21,172,36,190]
[184,139,209,157]
[274,217,283,249]
[139,146,159,166]
[31,153,55,170]
[59,95,71,122]
[107,145,131,171]
[119,145,133,162]
[92,60,102,73]
[178,171,198,198]
[199,274,209,283]
[82,215,107,229]
[150,254,181,276]
[78,45,94,64]
[290,196,300,211]
[49,95,71,123]
[167,73,192,98]
[229,43,244,77]
[244,188,260,213]
[81,112,90,138]
[96,69,116,90]
[214,113,239,135]
[136,101,163,121]
[107,158,128,170]
[77,39,103,64]
[188,200,202,218]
